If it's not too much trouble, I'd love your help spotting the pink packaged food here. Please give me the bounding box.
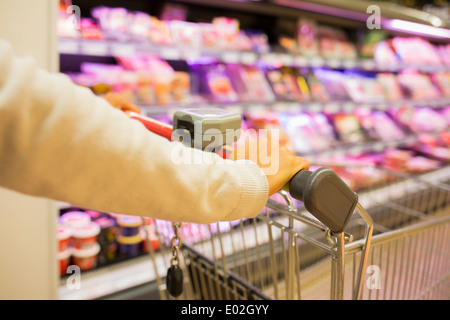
[297,18,318,57]
[170,20,201,47]
[128,11,152,41]
[392,37,441,65]
[212,17,240,49]
[332,113,367,143]
[72,243,100,271]
[57,224,72,252]
[246,30,270,54]
[71,222,101,250]
[205,64,238,103]
[59,211,91,229]
[79,18,103,40]
[91,6,129,41]
[279,112,331,154]
[149,16,172,45]
[376,73,404,101]
[200,23,221,48]
[58,249,72,276]
[373,40,399,65]
[355,108,405,141]
[396,71,441,100]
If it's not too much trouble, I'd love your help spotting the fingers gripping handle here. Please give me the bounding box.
[288,168,358,234]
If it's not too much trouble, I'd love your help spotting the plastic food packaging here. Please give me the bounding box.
[199,64,238,103]
[317,26,357,60]
[331,113,367,143]
[141,229,161,253]
[118,234,143,257]
[376,73,404,101]
[246,30,270,54]
[279,112,331,154]
[84,210,103,221]
[355,109,406,141]
[95,216,118,265]
[58,249,72,276]
[397,71,441,100]
[71,222,101,250]
[117,215,142,237]
[170,20,201,47]
[72,243,101,271]
[392,37,442,66]
[91,6,129,42]
[57,224,72,252]
[128,11,152,41]
[59,211,91,229]
[225,64,275,103]
[79,18,103,40]
[297,18,319,57]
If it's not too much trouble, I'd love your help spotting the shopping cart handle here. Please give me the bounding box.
[288,168,358,234]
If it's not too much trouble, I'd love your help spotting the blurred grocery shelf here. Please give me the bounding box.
[59,38,450,73]
[59,254,167,300]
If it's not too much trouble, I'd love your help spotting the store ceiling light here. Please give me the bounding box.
[272,0,450,38]
[383,19,450,39]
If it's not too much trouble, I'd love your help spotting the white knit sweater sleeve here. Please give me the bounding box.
[0,40,269,223]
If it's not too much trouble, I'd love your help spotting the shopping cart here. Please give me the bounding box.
[128,110,450,300]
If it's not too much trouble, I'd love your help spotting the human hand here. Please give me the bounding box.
[230,135,309,196]
[102,92,141,113]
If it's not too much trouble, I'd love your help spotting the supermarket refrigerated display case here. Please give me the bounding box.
[55,0,450,300]
[1,0,449,300]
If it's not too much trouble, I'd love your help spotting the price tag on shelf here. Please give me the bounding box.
[310,56,324,67]
[58,39,79,54]
[80,41,108,56]
[324,102,339,113]
[372,141,384,152]
[404,135,417,145]
[221,51,240,64]
[349,145,363,156]
[240,52,257,65]
[361,59,376,70]
[308,102,322,113]
[182,48,200,60]
[386,140,397,148]
[294,56,308,67]
[286,102,299,112]
[224,104,243,114]
[272,102,287,112]
[384,63,398,72]
[247,103,268,115]
[341,102,355,113]
[326,58,341,69]
[342,59,357,69]
[278,53,293,66]
[375,102,388,111]
[111,43,135,56]
[160,47,182,60]
[332,148,345,158]
[261,53,279,66]
[359,103,371,112]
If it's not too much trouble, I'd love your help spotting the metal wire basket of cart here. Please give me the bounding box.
[145,162,450,301]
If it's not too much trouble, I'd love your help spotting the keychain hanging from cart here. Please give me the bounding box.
[167,222,183,297]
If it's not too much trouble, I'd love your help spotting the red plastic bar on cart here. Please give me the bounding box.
[125,111,230,159]
[126,111,173,141]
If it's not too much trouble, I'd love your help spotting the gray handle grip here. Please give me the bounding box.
[288,168,358,234]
